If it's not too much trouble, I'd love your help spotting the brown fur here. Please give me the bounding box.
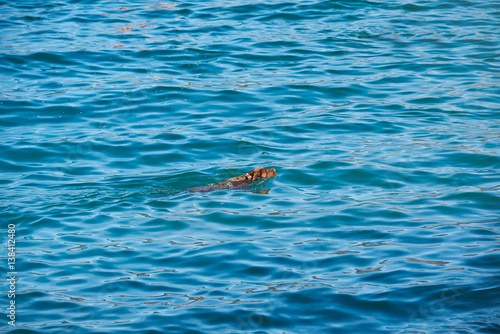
[188,167,276,192]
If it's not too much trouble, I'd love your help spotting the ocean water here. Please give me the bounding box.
[1,0,499,333]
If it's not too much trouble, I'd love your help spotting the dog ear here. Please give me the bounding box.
[248,168,262,181]
[253,168,262,181]
[262,169,269,178]
[247,168,276,181]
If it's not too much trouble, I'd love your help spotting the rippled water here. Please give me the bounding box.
[1,0,500,333]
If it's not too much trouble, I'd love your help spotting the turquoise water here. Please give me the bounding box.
[1,0,500,333]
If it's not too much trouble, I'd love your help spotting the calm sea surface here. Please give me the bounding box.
[1,0,499,333]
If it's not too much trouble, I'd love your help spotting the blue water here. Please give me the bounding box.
[1,0,500,333]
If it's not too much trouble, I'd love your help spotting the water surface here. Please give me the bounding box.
[1,0,499,333]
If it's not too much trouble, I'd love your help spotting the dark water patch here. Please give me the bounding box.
[25,52,81,66]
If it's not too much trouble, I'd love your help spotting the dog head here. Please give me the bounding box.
[247,168,277,181]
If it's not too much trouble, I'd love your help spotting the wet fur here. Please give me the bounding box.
[188,168,276,193]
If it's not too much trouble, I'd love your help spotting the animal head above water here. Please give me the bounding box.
[186,167,277,193]
[246,167,277,181]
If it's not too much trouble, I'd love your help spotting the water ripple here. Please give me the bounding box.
[1,0,500,333]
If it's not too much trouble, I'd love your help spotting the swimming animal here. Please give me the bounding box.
[187,167,276,192]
